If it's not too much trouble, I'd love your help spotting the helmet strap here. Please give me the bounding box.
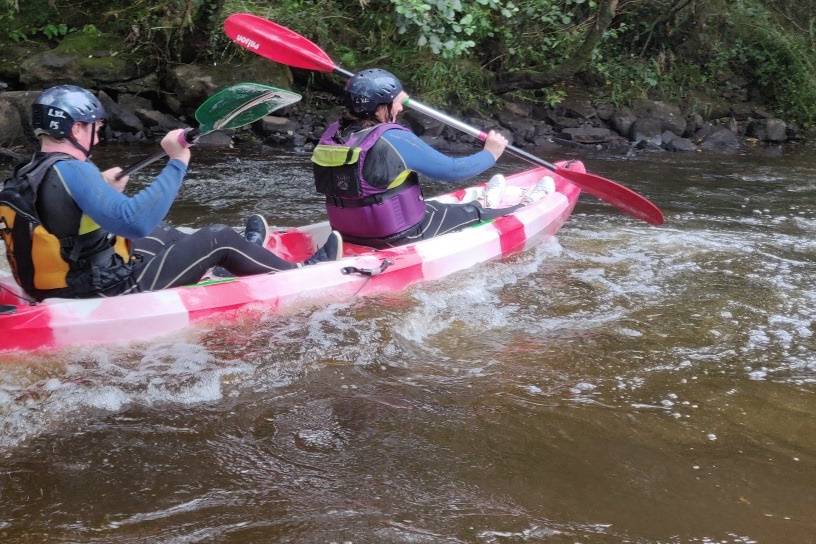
[66,122,96,159]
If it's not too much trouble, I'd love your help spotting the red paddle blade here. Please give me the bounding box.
[224,13,336,73]
[556,167,665,225]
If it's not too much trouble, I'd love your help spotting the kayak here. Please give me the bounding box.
[0,161,583,353]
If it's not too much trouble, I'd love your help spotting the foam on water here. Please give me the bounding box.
[0,342,254,450]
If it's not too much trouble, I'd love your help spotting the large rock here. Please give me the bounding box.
[748,118,787,142]
[164,58,292,113]
[558,126,616,144]
[630,117,664,145]
[0,90,41,138]
[700,127,741,152]
[0,41,48,85]
[97,90,144,135]
[611,107,636,138]
[402,109,444,137]
[19,33,150,88]
[0,98,23,147]
[496,111,536,142]
[632,99,687,136]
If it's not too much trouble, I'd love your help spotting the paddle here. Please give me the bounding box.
[117,82,302,179]
[223,13,664,225]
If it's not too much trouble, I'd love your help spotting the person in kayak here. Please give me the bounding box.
[0,84,342,302]
[311,68,551,248]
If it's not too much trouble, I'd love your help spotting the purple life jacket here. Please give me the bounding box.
[311,122,425,239]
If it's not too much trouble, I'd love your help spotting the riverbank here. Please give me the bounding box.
[0,75,807,170]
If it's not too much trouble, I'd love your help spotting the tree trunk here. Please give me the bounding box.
[493,0,619,94]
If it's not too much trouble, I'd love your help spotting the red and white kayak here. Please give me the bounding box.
[0,161,583,352]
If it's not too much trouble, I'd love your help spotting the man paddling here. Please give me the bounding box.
[311,68,552,248]
[0,84,342,301]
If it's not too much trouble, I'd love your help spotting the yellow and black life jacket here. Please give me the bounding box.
[0,153,132,301]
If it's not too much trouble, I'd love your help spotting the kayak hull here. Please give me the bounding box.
[0,162,583,353]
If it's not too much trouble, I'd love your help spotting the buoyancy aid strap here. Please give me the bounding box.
[326,175,418,208]
[311,145,361,167]
[18,153,75,199]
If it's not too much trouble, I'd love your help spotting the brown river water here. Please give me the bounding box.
[0,142,814,543]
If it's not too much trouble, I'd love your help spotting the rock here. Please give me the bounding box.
[546,112,582,130]
[630,117,664,146]
[503,100,533,118]
[135,109,186,133]
[664,137,698,152]
[632,99,687,136]
[195,131,233,148]
[0,91,41,136]
[0,98,23,147]
[594,102,616,121]
[0,81,7,91]
[558,126,616,144]
[684,113,704,137]
[19,33,149,88]
[496,111,536,141]
[98,90,144,134]
[0,41,48,85]
[611,107,636,138]
[402,109,444,137]
[256,115,298,144]
[748,118,787,142]
[118,93,153,111]
[164,59,292,113]
[700,127,741,152]
[103,73,160,95]
[558,96,596,119]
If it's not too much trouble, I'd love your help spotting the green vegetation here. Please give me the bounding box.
[2,0,816,125]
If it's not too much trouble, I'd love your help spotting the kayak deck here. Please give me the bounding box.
[0,162,583,352]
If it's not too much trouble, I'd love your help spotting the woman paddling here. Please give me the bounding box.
[310,68,552,248]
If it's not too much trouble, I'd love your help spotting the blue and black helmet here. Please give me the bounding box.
[344,68,403,117]
[31,85,107,139]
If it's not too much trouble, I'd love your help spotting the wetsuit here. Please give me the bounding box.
[11,156,296,299]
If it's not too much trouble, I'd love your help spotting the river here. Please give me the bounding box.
[1,142,814,542]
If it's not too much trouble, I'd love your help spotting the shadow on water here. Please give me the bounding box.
[1,142,815,542]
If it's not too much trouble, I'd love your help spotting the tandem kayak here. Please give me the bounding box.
[0,161,583,353]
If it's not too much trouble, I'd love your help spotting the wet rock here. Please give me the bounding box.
[164,59,292,113]
[633,99,687,136]
[684,113,704,137]
[611,107,636,138]
[293,429,341,453]
[256,115,298,145]
[0,90,40,137]
[0,99,24,147]
[503,100,533,118]
[496,111,536,142]
[195,131,233,148]
[664,136,698,152]
[630,117,664,146]
[98,90,144,135]
[135,109,186,134]
[402,109,444,137]
[558,96,596,120]
[118,93,153,112]
[104,73,161,95]
[700,127,741,152]
[558,126,616,144]
[748,118,787,142]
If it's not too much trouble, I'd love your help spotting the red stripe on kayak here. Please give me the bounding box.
[492,215,527,256]
[0,309,56,352]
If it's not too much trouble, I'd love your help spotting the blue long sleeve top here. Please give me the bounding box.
[380,129,495,182]
[52,159,187,239]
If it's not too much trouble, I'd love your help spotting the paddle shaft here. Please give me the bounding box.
[117,128,198,179]
[328,66,567,172]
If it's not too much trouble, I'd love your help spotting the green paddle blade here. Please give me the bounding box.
[194,82,301,133]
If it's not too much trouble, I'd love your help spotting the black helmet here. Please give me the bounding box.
[32,84,107,139]
[344,68,403,117]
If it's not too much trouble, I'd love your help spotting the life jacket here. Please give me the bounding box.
[311,122,425,239]
[0,153,133,301]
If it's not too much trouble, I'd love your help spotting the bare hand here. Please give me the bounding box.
[161,129,192,165]
[483,130,509,160]
[102,167,128,193]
